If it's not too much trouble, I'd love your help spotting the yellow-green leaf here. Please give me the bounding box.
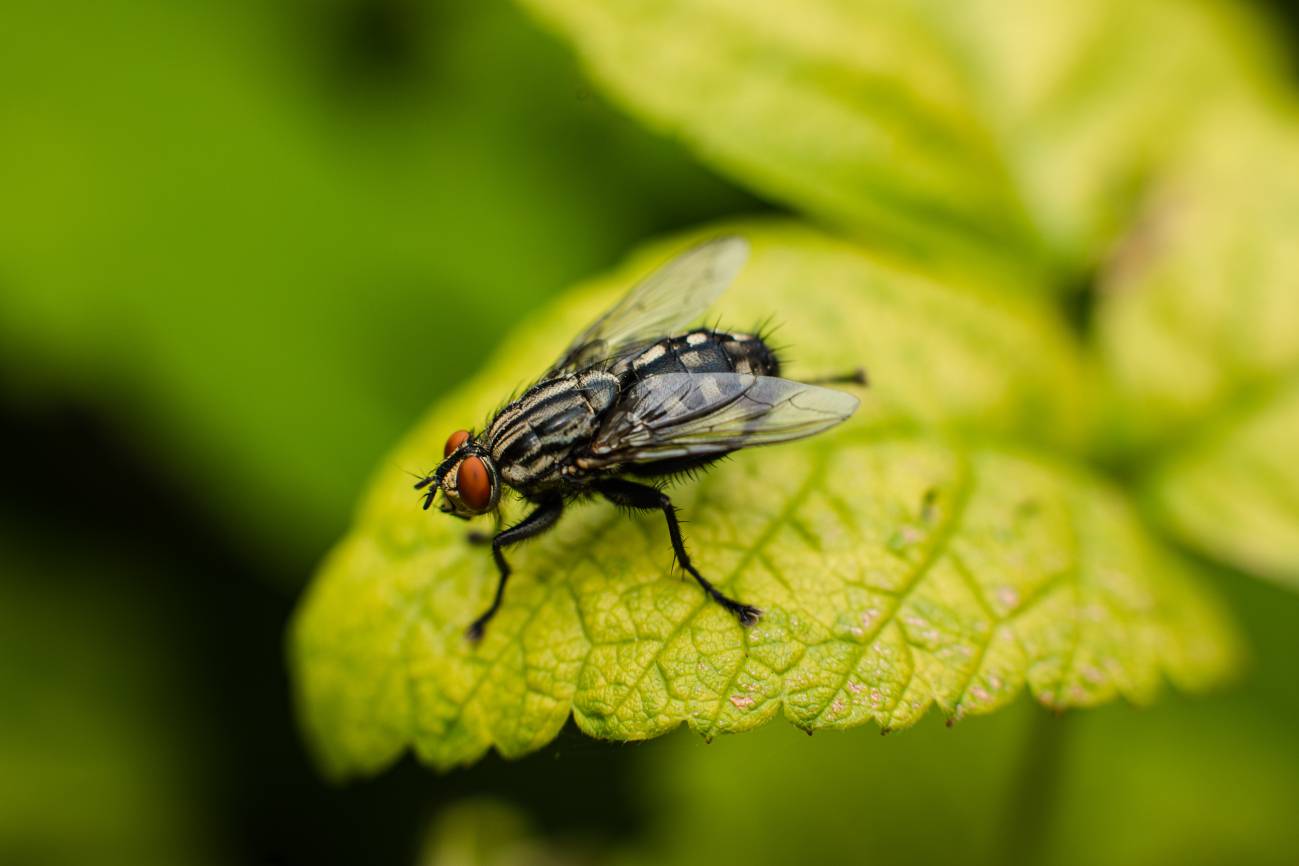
[514,0,1273,282]
[289,223,1237,776]
[1145,379,1299,590]
[1095,109,1299,586]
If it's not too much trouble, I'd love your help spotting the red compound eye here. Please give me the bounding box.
[444,429,470,457]
[456,456,492,512]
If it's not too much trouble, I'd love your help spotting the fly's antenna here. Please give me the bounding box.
[410,467,437,509]
[414,457,456,510]
[413,469,438,509]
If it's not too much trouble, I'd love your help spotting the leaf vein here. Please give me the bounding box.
[811,451,974,724]
[602,453,831,722]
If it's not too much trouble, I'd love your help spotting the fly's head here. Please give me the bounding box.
[414,429,501,518]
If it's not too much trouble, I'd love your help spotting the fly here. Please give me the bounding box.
[414,237,865,641]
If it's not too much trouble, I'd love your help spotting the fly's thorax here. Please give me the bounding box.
[612,329,780,381]
[485,370,620,488]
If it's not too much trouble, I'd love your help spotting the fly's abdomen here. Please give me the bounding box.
[486,371,619,487]
[614,329,780,381]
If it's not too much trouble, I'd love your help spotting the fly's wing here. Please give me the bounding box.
[546,236,748,377]
[585,373,859,467]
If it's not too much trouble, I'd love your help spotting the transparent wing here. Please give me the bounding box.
[586,373,859,466]
[547,236,748,376]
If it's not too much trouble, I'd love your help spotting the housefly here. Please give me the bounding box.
[415,237,864,641]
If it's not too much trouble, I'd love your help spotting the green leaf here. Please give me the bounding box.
[514,0,1274,282]
[1145,380,1299,590]
[289,223,1238,776]
[417,800,583,866]
[1094,110,1299,587]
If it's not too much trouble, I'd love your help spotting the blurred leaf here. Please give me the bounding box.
[1095,111,1299,448]
[515,0,1276,284]
[0,0,756,567]
[1094,110,1299,587]
[290,223,1237,776]
[417,800,591,866]
[1145,380,1299,590]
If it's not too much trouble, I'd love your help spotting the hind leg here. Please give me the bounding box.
[595,478,761,626]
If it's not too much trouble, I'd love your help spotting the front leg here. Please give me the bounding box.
[595,478,761,626]
[466,510,504,546]
[466,497,565,642]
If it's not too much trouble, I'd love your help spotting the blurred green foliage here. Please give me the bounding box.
[1093,111,1299,586]
[0,0,756,567]
[0,530,214,866]
[4,0,1299,864]
[518,0,1289,284]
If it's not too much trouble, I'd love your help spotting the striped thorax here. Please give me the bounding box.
[485,370,619,488]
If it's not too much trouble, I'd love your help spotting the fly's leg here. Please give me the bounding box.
[466,512,503,546]
[466,498,565,642]
[806,367,868,386]
[595,479,761,626]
